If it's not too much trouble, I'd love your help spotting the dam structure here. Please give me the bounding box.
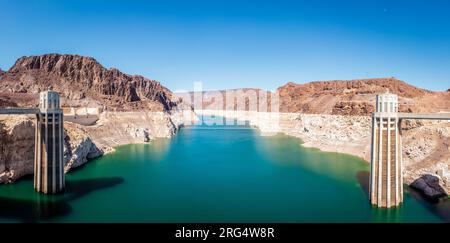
[0,90,64,194]
[370,92,450,208]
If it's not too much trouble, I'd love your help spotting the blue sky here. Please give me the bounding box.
[1,0,449,91]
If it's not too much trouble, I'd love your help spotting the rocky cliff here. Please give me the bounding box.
[0,54,180,111]
[277,78,449,114]
[63,122,103,172]
[0,116,35,183]
[402,121,450,198]
[0,115,102,183]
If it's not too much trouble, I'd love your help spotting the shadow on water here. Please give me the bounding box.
[0,177,124,222]
[356,171,406,222]
[406,186,450,223]
[356,170,450,223]
[356,171,370,200]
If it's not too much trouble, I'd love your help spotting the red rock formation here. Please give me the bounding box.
[277,78,449,114]
[0,97,17,108]
[0,54,177,111]
[181,78,449,115]
[332,101,374,116]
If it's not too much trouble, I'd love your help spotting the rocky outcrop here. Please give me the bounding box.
[410,174,448,200]
[332,101,374,116]
[63,122,103,172]
[402,121,450,196]
[0,116,35,183]
[0,97,17,108]
[0,54,179,111]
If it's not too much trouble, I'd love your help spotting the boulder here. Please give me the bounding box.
[410,174,448,200]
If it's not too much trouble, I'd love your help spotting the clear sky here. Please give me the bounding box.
[1,0,449,92]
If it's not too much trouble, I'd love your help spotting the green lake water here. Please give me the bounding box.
[0,118,448,223]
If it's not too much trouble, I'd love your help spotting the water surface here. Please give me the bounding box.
[0,120,447,222]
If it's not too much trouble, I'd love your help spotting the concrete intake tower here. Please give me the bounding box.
[370,92,403,208]
[34,90,65,194]
[369,91,450,208]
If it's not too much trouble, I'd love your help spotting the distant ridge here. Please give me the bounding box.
[178,78,449,115]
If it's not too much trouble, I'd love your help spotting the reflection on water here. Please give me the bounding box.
[406,187,450,222]
[356,171,404,222]
[259,134,368,183]
[356,171,450,223]
[0,177,123,222]
[111,140,171,165]
[356,171,370,200]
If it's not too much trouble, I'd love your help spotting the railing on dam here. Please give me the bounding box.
[374,112,450,120]
[0,108,40,115]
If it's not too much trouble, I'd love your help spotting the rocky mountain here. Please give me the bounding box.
[277,77,446,114]
[0,54,180,111]
[178,78,449,115]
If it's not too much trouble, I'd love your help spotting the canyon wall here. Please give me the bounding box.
[0,116,35,183]
[0,108,197,183]
[0,115,102,183]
